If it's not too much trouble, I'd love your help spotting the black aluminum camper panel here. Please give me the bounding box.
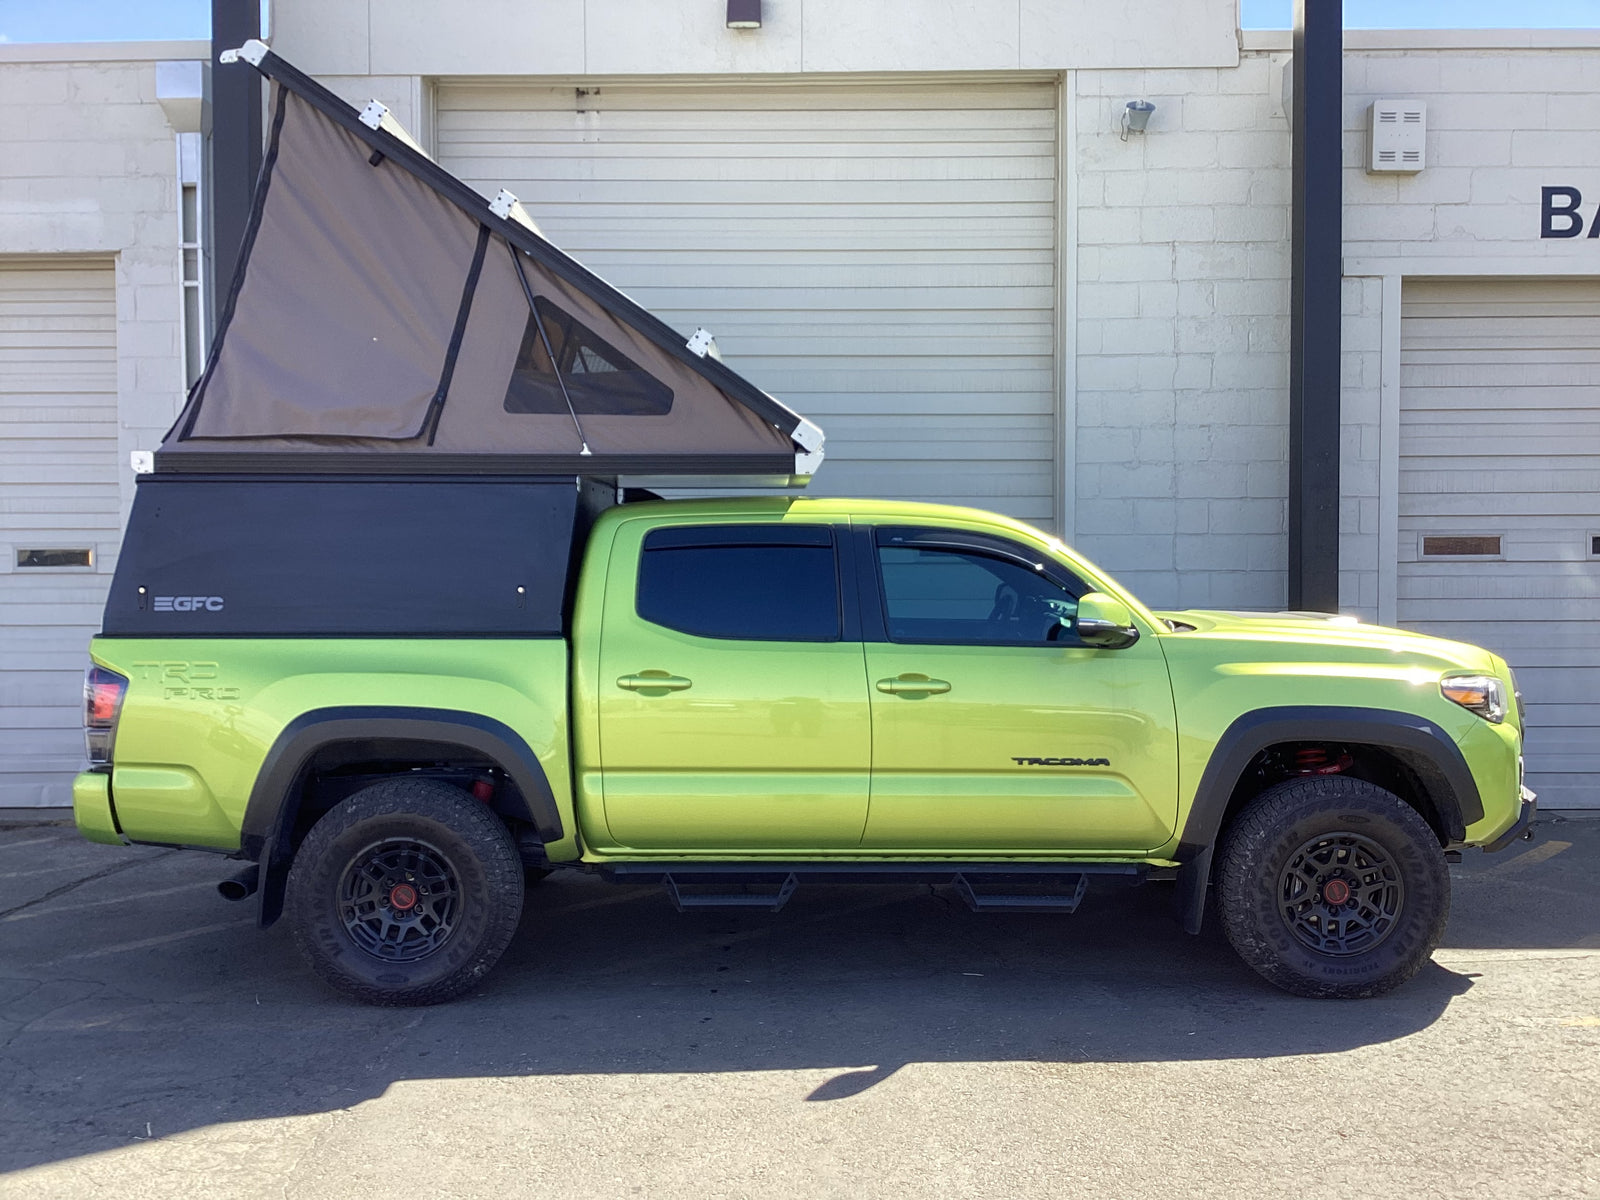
[102,475,609,637]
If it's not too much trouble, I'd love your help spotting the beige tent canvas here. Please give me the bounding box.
[159,41,824,481]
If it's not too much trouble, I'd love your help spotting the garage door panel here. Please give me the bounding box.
[0,260,115,807]
[1399,277,1600,808]
[438,79,1057,524]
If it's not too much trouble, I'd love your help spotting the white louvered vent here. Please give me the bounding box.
[1369,99,1426,173]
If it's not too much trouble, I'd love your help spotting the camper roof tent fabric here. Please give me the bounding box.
[159,46,817,478]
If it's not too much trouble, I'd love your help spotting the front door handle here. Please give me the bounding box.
[876,673,951,696]
[617,670,693,693]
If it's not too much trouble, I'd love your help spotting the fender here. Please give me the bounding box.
[240,706,564,926]
[1172,706,1481,934]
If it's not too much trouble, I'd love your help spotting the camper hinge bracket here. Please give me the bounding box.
[792,415,825,475]
[219,39,269,67]
[359,101,389,131]
[489,189,519,220]
[686,328,721,361]
[489,189,543,236]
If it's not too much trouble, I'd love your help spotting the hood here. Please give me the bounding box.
[1153,608,1502,674]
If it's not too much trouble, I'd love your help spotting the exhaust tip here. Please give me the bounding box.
[218,863,260,902]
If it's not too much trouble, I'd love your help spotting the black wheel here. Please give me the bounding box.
[286,778,524,1006]
[1215,775,1449,999]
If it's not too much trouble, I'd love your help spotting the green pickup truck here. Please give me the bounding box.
[74,480,1534,1006]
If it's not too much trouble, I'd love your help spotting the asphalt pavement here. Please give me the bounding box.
[1,813,1596,1199]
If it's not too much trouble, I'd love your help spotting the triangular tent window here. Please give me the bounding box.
[504,296,674,418]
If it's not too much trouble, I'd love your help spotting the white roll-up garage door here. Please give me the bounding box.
[0,258,118,807]
[1398,277,1600,810]
[435,79,1059,524]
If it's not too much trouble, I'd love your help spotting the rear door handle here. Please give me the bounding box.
[876,674,951,696]
[617,670,693,693]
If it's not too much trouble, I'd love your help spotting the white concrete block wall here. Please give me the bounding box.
[1337,43,1600,622]
[270,0,1240,77]
[0,46,205,523]
[1338,275,1383,622]
[1072,53,1292,610]
[1344,48,1600,263]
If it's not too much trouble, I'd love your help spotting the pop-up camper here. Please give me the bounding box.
[105,42,826,639]
[158,40,823,482]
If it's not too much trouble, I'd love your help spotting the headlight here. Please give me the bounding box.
[1441,674,1506,724]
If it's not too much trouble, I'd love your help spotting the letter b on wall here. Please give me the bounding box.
[1542,186,1584,238]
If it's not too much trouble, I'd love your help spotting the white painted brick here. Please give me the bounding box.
[1246,461,1286,498]
[1177,281,1216,317]
[1098,317,1176,355]
[1145,67,1221,96]
[1247,315,1288,352]
[1141,205,1215,243]
[1176,461,1247,499]
[1510,130,1585,168]
[1173,354,1213,389]
[1110,571,1181,608]
[1246,170,1290,206]
[1078,206,1143,245]
[1177,533,1255,571]
[1210,498,1284,534]
[1137,281,1178,318]
[1183,93,1273,132]
[1467,165,1546,205]
[1217,55,1271,95]
[1141,132,1220,171]
[1101,173,1147,208]
[1176,503,1209,534]
[1213,204,1286,242]
[1079,391,1175,427]
[1076,355,1142,391]
[1176,243,1247,279]
[1080,534,1174,572]
[1094,244,1175,282]
[1246,244,1289,280]
[1212,279,1289,316]
[1079,281,1141,318]
[1217,129,1286,169]
[1176,316,1249,354]
[1432,203,1538,243]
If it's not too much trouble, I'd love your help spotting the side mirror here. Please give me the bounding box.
[1074,592,1140,649]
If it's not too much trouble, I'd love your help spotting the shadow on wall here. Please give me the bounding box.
[13,820,1579,1173]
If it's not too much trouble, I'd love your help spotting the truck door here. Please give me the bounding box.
[595,521,871,850]
[858,526,1178,853]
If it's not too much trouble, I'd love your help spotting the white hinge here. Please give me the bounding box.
[130,450,154,475]
[218,39,268,66]
[791,416,825,476]
[686,328,722,361]
[489,189,543,236]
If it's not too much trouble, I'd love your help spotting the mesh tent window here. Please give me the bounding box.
[505,296,674,417]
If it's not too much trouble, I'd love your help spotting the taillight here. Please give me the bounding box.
[84,665,128,766]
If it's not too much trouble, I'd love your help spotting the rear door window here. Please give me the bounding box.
[637,526,841,642]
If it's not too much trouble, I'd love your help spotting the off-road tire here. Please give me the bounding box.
[287,778,524,1006]
[1216,775,1449,999]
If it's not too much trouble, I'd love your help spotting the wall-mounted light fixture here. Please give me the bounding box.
[727,0,762,28]
[1121,99,1155,141]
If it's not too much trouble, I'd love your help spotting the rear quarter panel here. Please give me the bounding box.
[90,638,575,856]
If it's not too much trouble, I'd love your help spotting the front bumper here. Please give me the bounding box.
[1483,789,1537,853]
[72,770,125,846]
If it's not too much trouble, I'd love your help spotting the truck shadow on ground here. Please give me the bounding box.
[2,818,1594,1174]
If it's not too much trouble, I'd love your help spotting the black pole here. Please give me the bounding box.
[206,0,263,336]
[1287,0,1342,611]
